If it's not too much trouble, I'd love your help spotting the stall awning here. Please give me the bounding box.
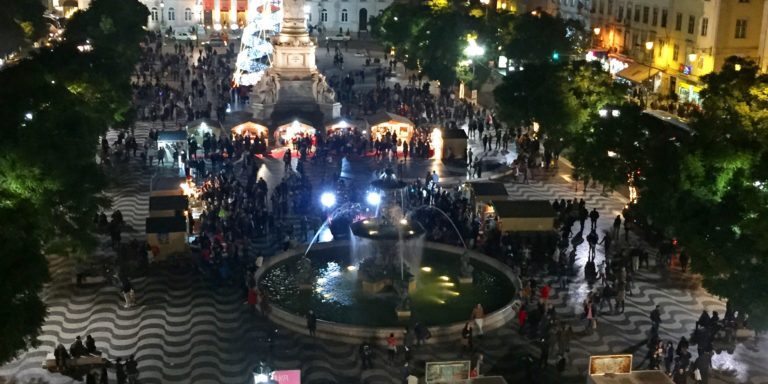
[274,117,315,131]
[149,195,189,212]
[231,120,269,136]
[490,200,555,218]
[62,0,78,7]
[468,182,508,198]
[367,112,414,127]
[157,130,188,142]
[616,63,659,83]
[146,216,187,233]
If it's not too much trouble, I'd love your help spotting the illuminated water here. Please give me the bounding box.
[260,248,515,326]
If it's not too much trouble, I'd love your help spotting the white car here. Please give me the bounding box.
[174,32,197,41]
[326,34,351,41]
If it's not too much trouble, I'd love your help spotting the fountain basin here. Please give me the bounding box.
[256,241,520,345]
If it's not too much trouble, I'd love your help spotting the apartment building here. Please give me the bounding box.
[591,0,767,103]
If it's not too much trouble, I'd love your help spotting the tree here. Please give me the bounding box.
[500,11,576,64]
[663,57,768,329]
[0,0,148,363]
[0,0,47,57]
[494,60,624,141]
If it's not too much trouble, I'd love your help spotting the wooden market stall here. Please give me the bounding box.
[273,117,317,146]
[488,200,556,232]
[146,216,188,261]
[464,182,509,218]
[150,177,186,197]
[366,112,414,143]
[186,118,223,142]
[439,128,468,160]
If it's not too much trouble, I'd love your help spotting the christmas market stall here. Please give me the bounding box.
[273,117,317,146]
[366,112,414,143]
[186,118,223,143]
[324,117,360,136]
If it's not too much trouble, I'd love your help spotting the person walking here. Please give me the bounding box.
[387,333,398,365]
[471,304,485,336]
[650,305,662,332]
[306,310,317,337]
[589,208,600,230]
[612,215,622,238]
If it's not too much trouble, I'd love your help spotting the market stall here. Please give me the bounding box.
[366,112,414,143]
[273,118,317,146]
[438,128,468,160]
[146,216,188,261]
[186,118,223,142]
[231,120,270,142]
[488,200,555,232]
[156,131,189,167]
[324,117,359,136]
[463,182,509,218]
[149,195,189,218]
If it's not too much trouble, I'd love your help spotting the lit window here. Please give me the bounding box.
[735,19,747,38]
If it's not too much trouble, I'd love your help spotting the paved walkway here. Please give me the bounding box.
[2,39,768,384]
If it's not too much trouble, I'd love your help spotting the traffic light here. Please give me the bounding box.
[552,51,560,61]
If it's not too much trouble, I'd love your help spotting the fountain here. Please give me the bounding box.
[256,169,518,343]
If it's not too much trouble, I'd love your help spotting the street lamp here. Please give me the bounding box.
[480,0,490,20]
[644,41,654,106]
[592,27,601,48]
[160,1,165,28]
[463,38,485,77]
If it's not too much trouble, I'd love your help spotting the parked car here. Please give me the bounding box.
[174,31,197,41]
[325,34,351,41]
[203,32,226,47]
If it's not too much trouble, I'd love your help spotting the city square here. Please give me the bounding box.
[2,0,768,383]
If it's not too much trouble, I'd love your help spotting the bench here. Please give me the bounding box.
[42,354,105,373]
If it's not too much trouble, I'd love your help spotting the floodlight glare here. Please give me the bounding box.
[366,191,381,206]
[320,192,336,208]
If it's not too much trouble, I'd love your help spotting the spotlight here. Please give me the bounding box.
[421,266,432,272]
[366,191,381,206]
[347,265,357,271]
[320,192,336,208]
[400,218,408,225]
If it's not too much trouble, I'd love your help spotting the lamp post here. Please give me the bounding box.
[160,1,165,29]
[593,27,601,48]
[480,0,490,21]
[644,41,654,107]
[463,38,485,77]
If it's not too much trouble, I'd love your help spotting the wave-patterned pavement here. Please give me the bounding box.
[3,138,768,383]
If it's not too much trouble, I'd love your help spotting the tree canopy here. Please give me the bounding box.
[0,0,148,364]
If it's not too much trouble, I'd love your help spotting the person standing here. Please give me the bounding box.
[359,341,373,369]
[471,304,485,336]
[517,306,528,335]
[306,310,317,337]
[125,355,138,384]
[121,279,135,309]
[115,358,126,384]
[461,322,474,355]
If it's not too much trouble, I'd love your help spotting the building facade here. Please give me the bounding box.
[591,0,768,102]
[47,0,393,34]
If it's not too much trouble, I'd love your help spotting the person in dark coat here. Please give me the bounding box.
[306,310,317,336]
[85,335,97,355]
